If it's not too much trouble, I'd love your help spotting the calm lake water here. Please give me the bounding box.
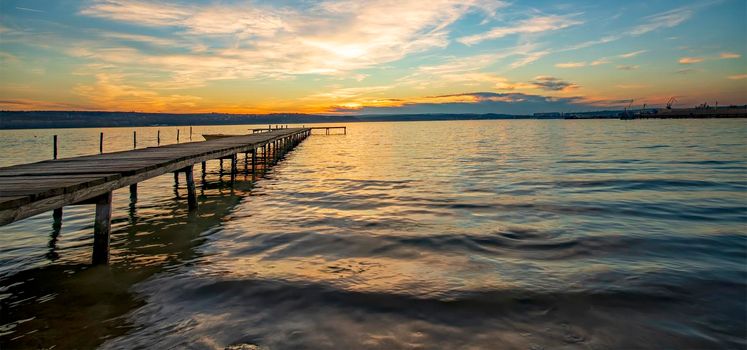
[0,120,745,349]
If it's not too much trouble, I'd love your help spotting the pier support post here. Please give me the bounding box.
[230,154,238,184]
[251,149,256,179]
[263,144,268,172]
[129,183,137,201]
[244,152,249,175]
[53,207,63,225]
[92,191,113,264]
[174,171,179,185]
[185,165,197,210]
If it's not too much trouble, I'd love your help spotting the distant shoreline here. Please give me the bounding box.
[1,110,745,130]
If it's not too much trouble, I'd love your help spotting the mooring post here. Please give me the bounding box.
[157,130,161,146]
[99,132,104,154]
[133,131,137,149]
[53,207,63,225]
[185,165,197,210]
[189,126,193,141]
[129,183,137,201]
[219,159,224,177]
[177,129,180,143]
[53,135,58,160]
[92,191,113,264]
[174,171,179,185]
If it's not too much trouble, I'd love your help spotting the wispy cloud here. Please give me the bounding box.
[531,76,578,91]
[719,52,741,59]
[619,50,647,58]
[628,7,693,36]
[678,57,704,64]
[555,61,586,68]
[561,4,701,53]
[727,74,747,80]
[73,72,202,111]
[590,58,610,66]
[15,6,44,13]
[458,14,582,45]
[616,64,640,70]
[76,0,500,87]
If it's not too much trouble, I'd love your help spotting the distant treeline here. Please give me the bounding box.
[0,111,533,129]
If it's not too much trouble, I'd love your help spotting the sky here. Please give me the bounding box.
[0,0,745,115]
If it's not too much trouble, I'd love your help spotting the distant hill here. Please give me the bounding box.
[0,111,532,129]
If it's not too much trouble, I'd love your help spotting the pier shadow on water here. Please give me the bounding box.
[0,172,258,349]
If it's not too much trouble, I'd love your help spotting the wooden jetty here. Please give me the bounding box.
[253,126,346,135]
[0,127,312,264]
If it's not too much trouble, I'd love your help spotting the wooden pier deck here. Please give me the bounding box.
[0,127,311,263]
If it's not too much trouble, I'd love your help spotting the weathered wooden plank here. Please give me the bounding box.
[0,128,311,226]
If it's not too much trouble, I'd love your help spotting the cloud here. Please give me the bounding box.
[555,61,586,68]
[678,57,704,64]
[510,50,550,68]
[73,73,202,111]
[616,84,649,89]
[619,50,647,58]
[0,98,90,110]
[590,58,610,66]
[76,0,498,86]
[616,65,640,70]
[531,76,578,91]
[15,6,44,13]
[560,4,702,53]
[719,52,741,59]
[329,91,611,115]
[727,74,747,80]
[676,68,700,74]
[458,14,582,45]
[80,1,191,27]
[629,7,693,36]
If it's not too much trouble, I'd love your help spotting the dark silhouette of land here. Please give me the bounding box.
[1,108,745,129]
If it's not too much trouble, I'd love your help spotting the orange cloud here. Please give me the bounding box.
[678,57,704,64]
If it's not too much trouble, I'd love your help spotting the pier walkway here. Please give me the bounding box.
[0,127,311,263]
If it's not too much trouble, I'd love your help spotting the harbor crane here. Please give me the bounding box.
[666,97,677,109]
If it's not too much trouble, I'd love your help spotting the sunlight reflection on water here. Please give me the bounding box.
[1,120,746,349]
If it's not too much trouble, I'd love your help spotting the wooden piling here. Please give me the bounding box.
[251,149,256,179]
[185,165,197,210]
[92,191,113,264]
[99,132,104,154]
[53,135,58,160]
[129,183,137,201]
[177,129,180,143]
[230,154,237,184]
[157,130,161,146]
[53,207,63,224]
[133,131,137,149]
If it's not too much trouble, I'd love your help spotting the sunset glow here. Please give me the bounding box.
[1,0,745,114]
